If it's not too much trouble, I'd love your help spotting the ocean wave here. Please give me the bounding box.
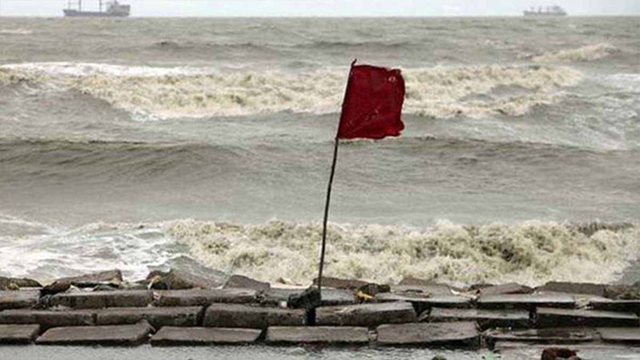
[0,62,582,119]
[530,43,619,63]
[164,219,640,286]
[0,29,33,35]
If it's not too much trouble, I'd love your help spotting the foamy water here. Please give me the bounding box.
[0,62,582,118]
[1,17,640,285]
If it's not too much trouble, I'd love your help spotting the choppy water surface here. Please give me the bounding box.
[1,17,640,285]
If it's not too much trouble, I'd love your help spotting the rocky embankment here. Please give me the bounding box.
[2,269,640,359]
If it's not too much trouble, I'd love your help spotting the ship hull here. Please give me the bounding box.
[523,11,566,17]
[63,9,129,17]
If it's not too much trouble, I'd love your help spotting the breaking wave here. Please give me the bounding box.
[0,62,582,119]
[531,43,618,63]
[164,220,640,287]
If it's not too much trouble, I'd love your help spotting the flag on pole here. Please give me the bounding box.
[337,61,405,140]
[316,61,405,298]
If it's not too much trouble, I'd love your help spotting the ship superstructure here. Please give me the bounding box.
[63,0,130,17]
[524,5,567,17]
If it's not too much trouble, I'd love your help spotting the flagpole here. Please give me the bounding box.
[317,136,339,296]
[317,59,356,298]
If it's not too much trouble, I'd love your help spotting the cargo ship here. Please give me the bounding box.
[523,5,567,17]
[63,0,130,17]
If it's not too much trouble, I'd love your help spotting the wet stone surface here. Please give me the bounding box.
[315,302,417,327]
[0,324,41,344]
[50,290,154,309]
[154,289,258,307]
[151,327,262,345]
[376,322,480,347]
[0,290,41,311]
[265,326,370,344]
[204,303,307,329]
[536,307,639,328]
[36,321,154,346]
[423,307,531,330]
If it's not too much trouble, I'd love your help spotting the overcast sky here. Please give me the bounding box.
[1,0,639,17]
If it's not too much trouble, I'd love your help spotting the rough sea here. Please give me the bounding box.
[1,16,640,287]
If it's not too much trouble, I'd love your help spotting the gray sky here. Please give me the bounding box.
[0,0,639,17]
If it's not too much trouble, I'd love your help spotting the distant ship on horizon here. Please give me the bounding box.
[523,5,567,17]
[63,0,130,17]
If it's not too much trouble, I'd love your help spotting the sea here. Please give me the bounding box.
[1,16,640,289]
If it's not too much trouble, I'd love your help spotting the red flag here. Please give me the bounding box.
[337,61,405,140]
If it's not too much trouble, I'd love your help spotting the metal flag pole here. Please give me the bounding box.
[316,59,356,297]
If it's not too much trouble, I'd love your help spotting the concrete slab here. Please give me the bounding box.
[486,328,595,345]
[266,326,369,344]
[48,270,123,289]
[424,307,530,330]
[375,292,471,314]
[96,306,203,329]
[0,290,40,311]
[590,299,640,313]
[36,321,153,345]
[0,324,40,344]
[151,327,262,345]
[598,327,640,343]
[0,309,95,329]
[536,282,606,297]
[376,322,480,347]
[316,302,416,327]
[50,290,153,309]
[476,293,575,310]
[390,284,452,296]
[204,304,306,329]
[536,307,639,328]
[223,275,270,291]
[154,289,257,307]
[476,283,533,296]
[260,288,356,307]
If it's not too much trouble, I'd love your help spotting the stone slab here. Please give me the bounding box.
[50,290,153,309]
[598,327,640,343]
[424,307,530,330]
[476,293,575,310]
[316,302,416,327]
[536,282,606,297]
[391,283,452,296]
[476,283,533,296]
[266,326,369,344]
[537,307,639,328]
[0,324,40,344]
[590,299,640,313]
[36,321,153,345]
[260,288,356,307]
[0,309,95,329]
[0,290,40,311]
[151,326,261,345]
[375,292,471,314]
[223,275,270,291]
[486,328,595,345]
[154,289,257,307]
[96,306,203,329]
[50,270,123,288]
[204,304,306,329]
[376,322,480,347]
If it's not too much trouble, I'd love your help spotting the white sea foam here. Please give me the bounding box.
[1,219,637,286]
[0,29,33,35]
[532,43,618,63]
[0,62,582,119]
[164,220,640,287]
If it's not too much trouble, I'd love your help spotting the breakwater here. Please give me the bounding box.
[2,269,640,359]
